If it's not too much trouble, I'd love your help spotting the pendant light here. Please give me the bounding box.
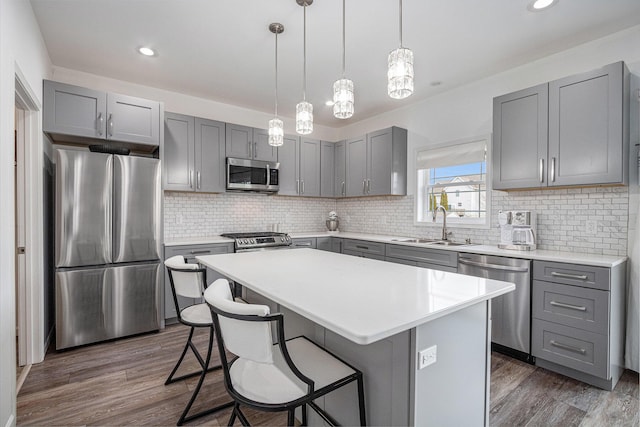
[333,0,354,119]
[388,0,414,99]
[296,0,313,135]
[268,23,284,147]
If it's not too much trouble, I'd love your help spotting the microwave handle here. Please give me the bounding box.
[266,164,270,186]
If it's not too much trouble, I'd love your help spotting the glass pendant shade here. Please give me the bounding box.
[333,78,354,119]
[296,101,313,135]
[388,47,414,99]
[268,118,284,147]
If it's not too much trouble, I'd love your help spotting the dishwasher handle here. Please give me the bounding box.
[458,258,530,273]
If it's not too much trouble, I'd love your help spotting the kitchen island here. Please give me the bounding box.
[197,248,515,426]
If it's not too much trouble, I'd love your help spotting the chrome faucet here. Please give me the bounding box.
[433,205,448,241]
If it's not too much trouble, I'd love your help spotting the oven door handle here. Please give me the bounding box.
[266,164,270,187]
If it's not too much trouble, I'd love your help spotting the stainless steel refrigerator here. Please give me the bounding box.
[55,148,162,349]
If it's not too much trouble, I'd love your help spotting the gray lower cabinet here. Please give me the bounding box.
[278,137,321,196]
[225,123,277,162]
[385,244,458,272]
[43,80,160,148]
[493,61,629,190]
[346,127,407,197]
[341,239,386,260]
[316,237,332,251]
[531,260,626,390]
[163,113,225,192]
[163,242,234,321]
[291,237,317,249]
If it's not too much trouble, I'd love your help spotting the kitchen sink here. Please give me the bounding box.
[392,238,468,246]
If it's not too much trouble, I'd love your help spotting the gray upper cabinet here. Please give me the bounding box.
[278,136,321,196]
[493,62,629,190]
[320,141,335,197]
[225,123,278,162]
[346,127,407,196]
[163,112,225,193]
[334,140,346,197]
[548,62,627,186]
[493,84,548,190]
[44,80,160,148]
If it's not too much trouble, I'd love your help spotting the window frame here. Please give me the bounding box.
[414,134,492,230]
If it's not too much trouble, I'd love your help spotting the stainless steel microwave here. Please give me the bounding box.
[226,157,279,193]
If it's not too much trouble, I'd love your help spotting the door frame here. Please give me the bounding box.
[15,67,45,364]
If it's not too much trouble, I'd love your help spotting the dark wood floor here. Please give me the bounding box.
[17,324,639,426]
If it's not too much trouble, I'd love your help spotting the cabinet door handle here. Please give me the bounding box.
[549,301,587,312]
[248,141,252,158]
[97,113,104,136]
[107,113,114,137]
[550,340,586,355]
[539,158,544,183]
[362,180,366,194]
[367,179,371,194]
[301,180,305,194]
[189,170,194,189]
[254,142,257,158]
[551,157,556,182]
[341,181,345,196]
[551,271,588,280]
[197,171,201,190]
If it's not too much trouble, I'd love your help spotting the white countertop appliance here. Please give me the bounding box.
[498,210,537,250]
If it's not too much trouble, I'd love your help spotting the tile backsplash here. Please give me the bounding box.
[164,192,335,239]
[336,186,629,257]
[165,186,629,257]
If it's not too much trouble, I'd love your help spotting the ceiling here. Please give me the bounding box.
[30,0,640,128]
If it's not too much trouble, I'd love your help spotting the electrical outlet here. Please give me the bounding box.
[585,220,597,235]
[418,345,437,369]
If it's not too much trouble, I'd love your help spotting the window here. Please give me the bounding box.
[415,135,490,227]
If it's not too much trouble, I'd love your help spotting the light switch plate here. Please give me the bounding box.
[418,345,437,369]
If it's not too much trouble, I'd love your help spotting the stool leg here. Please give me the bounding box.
[287,409,295,427]
[357,374,367,426]
[177,326,214,425]
[165,327,195,385]
[301,404,308,426]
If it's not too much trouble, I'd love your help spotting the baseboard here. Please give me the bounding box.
[16,364,32,395]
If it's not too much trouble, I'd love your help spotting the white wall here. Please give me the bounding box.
[50,67,340,142]
[0,0,50,425]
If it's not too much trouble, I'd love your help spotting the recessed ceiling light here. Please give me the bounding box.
[528,0,557,11]
[138,47,156,57]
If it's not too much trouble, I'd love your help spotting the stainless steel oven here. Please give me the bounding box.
[226,157,279,193]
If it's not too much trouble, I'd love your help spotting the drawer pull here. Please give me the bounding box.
[549,301,587,311]
[551,271,588,280]
[296,242,313,247]
[550,340,586,355]
[355,245,370,250]
[189,250,212,255]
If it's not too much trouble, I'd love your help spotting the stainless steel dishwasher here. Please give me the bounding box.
[458,253,532,362]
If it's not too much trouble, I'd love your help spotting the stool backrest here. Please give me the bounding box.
[205,279,274,364]
[164,255,205,299]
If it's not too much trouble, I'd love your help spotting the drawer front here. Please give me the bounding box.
[533,261,610,291]
[291,238,317,249]
[165,243,234,261]
[385,256,417,266]
[385,244,458,268]
[416,261,457,273]
[342,239,385,256]
[533,280,610,335]
[532,318,608,378]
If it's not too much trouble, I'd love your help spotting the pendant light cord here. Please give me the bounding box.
[275,30,279,116]
[399,0,403,48]
[342,0,346,77]
[303,3,307,101]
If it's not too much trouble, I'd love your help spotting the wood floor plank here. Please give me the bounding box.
[16,325,640,426]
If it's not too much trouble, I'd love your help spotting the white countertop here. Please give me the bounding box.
[165,231,626,268]
[197,248,514,345]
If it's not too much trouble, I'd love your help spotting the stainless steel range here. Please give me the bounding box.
[221,231,292,252]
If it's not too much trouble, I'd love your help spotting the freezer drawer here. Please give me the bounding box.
[56,263,161,349]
